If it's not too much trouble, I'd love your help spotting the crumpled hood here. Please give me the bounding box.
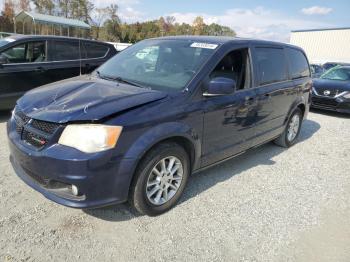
[17,76,167,123]
[313,78,350,92]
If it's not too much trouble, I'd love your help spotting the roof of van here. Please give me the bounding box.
[150,35,301,48]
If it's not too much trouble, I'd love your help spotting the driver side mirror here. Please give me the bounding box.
[203,77,236,97]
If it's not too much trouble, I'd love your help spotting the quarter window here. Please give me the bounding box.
[0,41,46,64]
[52,41,79,61]
[83,42,109,59]
[287,48,310,79]
[256,47,288,85]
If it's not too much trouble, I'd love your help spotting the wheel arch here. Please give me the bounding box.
[284,97,307,125]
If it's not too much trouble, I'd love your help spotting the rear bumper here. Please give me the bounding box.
[311,96,350,114]
[7,120,138,209]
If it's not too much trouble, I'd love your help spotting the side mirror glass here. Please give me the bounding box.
[203,77,236,97]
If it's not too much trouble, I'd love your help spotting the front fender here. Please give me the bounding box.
[115,122,202,200]
[124,122,201,169]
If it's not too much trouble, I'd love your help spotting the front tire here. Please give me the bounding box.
[274,108,303,148]
[130,142,190,216]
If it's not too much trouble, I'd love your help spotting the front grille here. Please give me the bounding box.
[16,110,30,123]
[22,130,48,147]
[314,87,344,98]
[14,109,61,149]
[31,119,60,134]
[312,97,338,108]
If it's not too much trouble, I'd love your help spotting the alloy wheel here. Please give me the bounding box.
[287,114,300,142]
[146,156,184,206]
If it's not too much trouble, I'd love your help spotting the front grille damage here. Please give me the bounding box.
[14,109,61,149]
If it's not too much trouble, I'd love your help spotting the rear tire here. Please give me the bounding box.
[274,108,302,148]
[130,142,190,216]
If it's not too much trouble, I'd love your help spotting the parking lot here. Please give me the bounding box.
[0,110,349,262]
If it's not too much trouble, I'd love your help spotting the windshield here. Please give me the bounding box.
[96,39,218,91]
[320,66,350,81]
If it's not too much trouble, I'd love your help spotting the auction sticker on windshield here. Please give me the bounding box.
[190,42,218,49]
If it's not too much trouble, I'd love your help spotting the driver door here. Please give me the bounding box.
[0,40,49,107]
[201,46,259,167]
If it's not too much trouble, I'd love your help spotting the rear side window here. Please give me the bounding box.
[52,41,79,61]
[256,47,288,85]
[83,42,109,59]
[287,48,310,79]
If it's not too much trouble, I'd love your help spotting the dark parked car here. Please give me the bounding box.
[0,32,17,38]
[323,62,350,71]
[7,36,311,216]
[312,66,350,113]
[0,35,117,110]
[310,64,325,78]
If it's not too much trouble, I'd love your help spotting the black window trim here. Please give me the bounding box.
[286,47,311,80]
[206,44,254,94]
[254,46,290,87]
[82,41,110,60]
[0,40,48,65]
[49,40,110,63]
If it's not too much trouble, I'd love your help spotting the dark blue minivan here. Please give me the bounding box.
[7,36,312,216]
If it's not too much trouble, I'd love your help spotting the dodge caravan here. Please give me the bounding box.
[7,36,312,216]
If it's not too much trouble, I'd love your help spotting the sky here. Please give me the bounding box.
[2,0,350,42]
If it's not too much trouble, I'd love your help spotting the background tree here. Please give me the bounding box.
[18,0,31,11]
[92,7,109,39]
[0,1,236,41]
[0,0,15,32]
[193,16,205,35]
[58,0,70,18]
[103,4,121,41]
[33,0,55,15]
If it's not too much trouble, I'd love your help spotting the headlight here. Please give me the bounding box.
[342,92,350,99]
[58,124,123,153]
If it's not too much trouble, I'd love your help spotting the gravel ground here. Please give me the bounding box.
[0,109,349,262]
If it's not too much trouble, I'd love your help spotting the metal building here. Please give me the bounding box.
[14,11,91,38]
[290,27,350,64]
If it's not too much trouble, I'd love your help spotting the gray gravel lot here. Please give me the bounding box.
[0,110,349,262]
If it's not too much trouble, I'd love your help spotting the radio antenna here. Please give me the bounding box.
[79,39,82,76]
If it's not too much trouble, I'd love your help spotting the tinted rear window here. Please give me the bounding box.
[83,42,109,58]
[52,41,79,61]
[287,48,310,79]
[256,47,288,85]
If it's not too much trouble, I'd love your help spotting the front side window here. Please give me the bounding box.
[256,47,288,86]
[287,48,310,79]
[96,39,217,91]
[210,48,251,91]
[83,42,109,59]
[0,41,46,64]
[52,41,79,61]
[321,66,350,81]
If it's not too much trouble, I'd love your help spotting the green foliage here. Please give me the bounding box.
[0,1,236,42]
[100,15,236,43]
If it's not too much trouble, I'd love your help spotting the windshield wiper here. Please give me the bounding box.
[96,71,149,89]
